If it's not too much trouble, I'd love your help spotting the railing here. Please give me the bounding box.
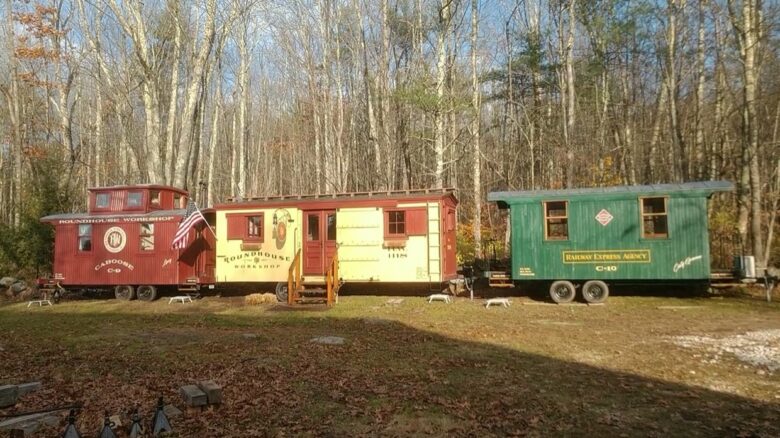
[326,250,339,306]
[287,249,302,305]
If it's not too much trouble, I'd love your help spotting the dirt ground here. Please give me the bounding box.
[1,287,779,436]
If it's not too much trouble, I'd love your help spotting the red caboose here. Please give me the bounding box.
[40,185,216,301]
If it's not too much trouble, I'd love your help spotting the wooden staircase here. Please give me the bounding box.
[287,249,340,306]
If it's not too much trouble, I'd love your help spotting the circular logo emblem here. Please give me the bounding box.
[104,227,127,253]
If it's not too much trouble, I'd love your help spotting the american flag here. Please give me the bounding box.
[172,199,206,250]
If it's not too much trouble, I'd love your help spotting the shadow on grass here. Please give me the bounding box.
[0,307,778,436]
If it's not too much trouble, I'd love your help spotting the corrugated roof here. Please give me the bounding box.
[41,209,187,222]
[488,181,734,203]
[221,188,457,206]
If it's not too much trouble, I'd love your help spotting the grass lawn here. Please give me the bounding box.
[1,290,780,436]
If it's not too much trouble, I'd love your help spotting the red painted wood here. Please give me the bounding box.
[45,185,214,289]
[441,202,458,280]
[216,192,458,212]
[303,210,337,275]
[303,212,322,275]
[226,214,245,240]
[406,208,427,235]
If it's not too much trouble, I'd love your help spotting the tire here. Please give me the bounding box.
[136,285,158,302]
[582,280,609,304]
[115,285,136,301]
[275,282,289,303]
[549,280,576,304]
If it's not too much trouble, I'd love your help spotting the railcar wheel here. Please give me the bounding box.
[549,281,576,304]
[275,282,289,303]
[115,285,136,301]
[136,285,158,302]
[582,280,609,304]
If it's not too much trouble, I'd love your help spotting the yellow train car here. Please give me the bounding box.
[214,189,458,304]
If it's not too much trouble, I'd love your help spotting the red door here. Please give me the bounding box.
[442,206,457,279]
[303,210,337,275]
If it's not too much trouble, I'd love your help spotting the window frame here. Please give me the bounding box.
[640,196,669,239]
[543,200,569,241]
[149,190,161,208]
[77,224,93,252]
[246,215,264,242]
[139,222,155,252]
[226,212,264,245]
[126,191,144,210]
[94,193,111,210]
[384,209,407,239]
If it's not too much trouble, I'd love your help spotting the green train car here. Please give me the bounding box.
[487,181,734,303]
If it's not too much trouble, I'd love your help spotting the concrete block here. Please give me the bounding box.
[0,412,59,434]
[179,385,207,407]
[163,404,183,418]
[0,385,19,408]
[16,382,41,396]
[197,380,223,405]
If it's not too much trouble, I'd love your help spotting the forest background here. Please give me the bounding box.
[0,0,778,277]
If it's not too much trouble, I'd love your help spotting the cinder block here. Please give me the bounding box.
[0,385,19,408]
[197,380,223,405]
[179,385,207,407]
[16,382,41,396]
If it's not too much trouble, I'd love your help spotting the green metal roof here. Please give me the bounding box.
[488,180,734,205]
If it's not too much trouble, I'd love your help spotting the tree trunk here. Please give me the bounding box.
[237,17,250,198]
[173,0,217,189]
[471,0,482,258]
[164,0,182,185]
[729,0,764,265]
[434,0,451,188]
[694,0,707,180]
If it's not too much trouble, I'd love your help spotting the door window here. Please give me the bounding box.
[307,214,320,241]
[327,214,337,241]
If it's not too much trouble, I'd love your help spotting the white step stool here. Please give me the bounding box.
[485,298,511,308]
[169,295,193,304]
[427,294,452,304]
[27,300,53,307]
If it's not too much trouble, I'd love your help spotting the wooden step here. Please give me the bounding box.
[488,271,514,288]
[299,288,327,297]
[303,275,326,285]
[295,297,328,304]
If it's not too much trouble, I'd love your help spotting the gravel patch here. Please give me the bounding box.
[671,329,780,372]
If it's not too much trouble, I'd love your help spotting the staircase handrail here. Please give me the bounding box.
[288,249,302,305]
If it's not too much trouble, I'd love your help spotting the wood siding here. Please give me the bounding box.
[508,195,712,281]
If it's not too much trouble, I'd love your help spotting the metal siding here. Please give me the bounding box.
[512,195,712,281]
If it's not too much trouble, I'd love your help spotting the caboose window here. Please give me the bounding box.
[149,191,161,207]
[140,223,154,251]
[95,193,110,209]
[78,224,92,251]
[387,211,406,236]
[544,201,568,240]
[127,192,143,208]
[641,197,668,239]
[247,215,263,240]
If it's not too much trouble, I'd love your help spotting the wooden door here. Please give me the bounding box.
[304,210,337,275]
[442,206,457,278]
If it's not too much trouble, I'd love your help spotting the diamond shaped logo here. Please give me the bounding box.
[595,209,613,226]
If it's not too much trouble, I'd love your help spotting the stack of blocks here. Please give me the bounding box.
[180,380,222,408]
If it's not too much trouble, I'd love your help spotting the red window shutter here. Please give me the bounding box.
[226,214,245,240]
[406,209,428,235]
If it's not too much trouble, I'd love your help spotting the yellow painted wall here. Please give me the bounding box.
[216,202,443,283]
[335,202,442,282]
[216,207,302,282]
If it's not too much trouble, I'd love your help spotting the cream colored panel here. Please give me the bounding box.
[216,207,301,282]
